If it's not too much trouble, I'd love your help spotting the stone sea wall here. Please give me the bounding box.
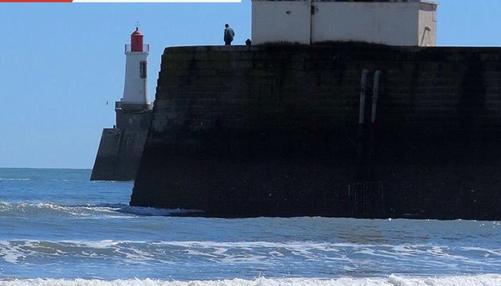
[91,110,151,181]
[131,44,501,219]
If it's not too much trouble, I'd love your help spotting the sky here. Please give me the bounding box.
[0,0,500,169]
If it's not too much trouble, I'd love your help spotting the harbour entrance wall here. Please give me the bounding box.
[131,44,501,219]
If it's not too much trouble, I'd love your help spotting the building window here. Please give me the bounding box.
[140,61,147,79]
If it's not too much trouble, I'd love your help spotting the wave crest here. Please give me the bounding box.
[1,276,501,286]
[0,202,200,218]
[1,239,500,274]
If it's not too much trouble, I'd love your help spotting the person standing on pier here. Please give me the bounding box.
[224,24,235,46]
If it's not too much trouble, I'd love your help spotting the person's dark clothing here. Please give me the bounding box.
[224,27,235,45]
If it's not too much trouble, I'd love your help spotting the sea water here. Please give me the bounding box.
[0,168,500,285]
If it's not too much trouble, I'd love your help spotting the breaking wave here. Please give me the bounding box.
[0,202,200,218]
[1,276,501,286]
[1,239,500,274]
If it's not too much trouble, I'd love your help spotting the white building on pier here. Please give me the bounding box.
[252,0,438,46]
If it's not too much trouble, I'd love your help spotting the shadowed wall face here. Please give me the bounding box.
[131,44,501,219]
[91,109,152,181]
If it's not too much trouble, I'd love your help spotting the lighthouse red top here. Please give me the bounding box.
[131,27,144,52]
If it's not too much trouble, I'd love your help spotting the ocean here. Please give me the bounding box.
[0,168,500,285]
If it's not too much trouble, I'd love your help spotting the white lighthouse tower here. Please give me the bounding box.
[120,27,150,109]
[92,27,154,181]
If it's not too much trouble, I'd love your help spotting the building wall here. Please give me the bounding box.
[418,3,437,46]
[252,0,311,44]
[252,0,437,46]
[312,2,419,46]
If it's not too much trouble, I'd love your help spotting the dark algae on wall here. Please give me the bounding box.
[131,43,501,219]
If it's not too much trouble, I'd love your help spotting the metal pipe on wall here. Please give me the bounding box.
[372,70,382,124]
[359,69,370,125]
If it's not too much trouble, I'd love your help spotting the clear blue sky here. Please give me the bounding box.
[0,0,499,169]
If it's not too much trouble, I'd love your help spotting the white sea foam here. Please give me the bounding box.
[0,202,122,218]
[1,239,500,273]
[0,276,501,286]
[0,240,339,264]
[0,201,201,218]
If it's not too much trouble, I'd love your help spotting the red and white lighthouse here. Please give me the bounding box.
[121,27,149,107]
